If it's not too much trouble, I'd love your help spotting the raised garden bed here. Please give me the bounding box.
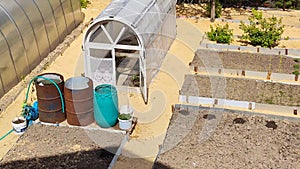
[154,106,300,169]
[0,124,125,169]
[193,49,298,74]
[181,74,300,106]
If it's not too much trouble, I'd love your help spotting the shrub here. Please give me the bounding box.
[80,0,89,8]
[207,23,234,44]
[239,9,284,48]
[206,0,223,18]
[275,0,298,9]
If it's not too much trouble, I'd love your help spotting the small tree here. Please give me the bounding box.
[239,9,284,48]
[207,23,234,44]
[206,0,222,21]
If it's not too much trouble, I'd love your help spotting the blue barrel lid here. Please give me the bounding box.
[95,84,117,97]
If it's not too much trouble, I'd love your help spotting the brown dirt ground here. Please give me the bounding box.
[0,124,124,169]
[154,107,300,169]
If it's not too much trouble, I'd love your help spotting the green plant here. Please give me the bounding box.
[131,74,140,87]
[206,0,222,18]
[293,70,299,75]
[80,0,89,8]
[265,98,274,104]
[207,23,234,44]
[118,113,131,120]
[292,64,299,75]
[284,36,289,40]
[294,58,299,63]
[275,0,298,9]
[239,9,285,48]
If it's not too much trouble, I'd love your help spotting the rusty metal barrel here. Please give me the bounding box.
[35,73,65,123]
[64,77,94,126]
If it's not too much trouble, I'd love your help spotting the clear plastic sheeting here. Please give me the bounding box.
[0,0,83,98]
[83,0,177,103]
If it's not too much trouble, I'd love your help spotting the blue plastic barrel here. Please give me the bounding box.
[94,84,118,128]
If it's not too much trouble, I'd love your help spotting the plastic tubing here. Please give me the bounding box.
[25,75,65,113]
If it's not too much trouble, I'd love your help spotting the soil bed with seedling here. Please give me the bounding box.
[154,108,300,169]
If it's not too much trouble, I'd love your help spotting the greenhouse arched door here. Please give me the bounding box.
[84,20,148,103]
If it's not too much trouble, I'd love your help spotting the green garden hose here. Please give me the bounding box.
[0,129,14,141]
[25,75,65,113]
[0,75,65,141]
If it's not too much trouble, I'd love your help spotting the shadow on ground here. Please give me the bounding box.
[0,124,172,169]
[0,148,114,169]
[0,147,172,169]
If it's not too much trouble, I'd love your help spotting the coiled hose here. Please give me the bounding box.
[0,75,64,141]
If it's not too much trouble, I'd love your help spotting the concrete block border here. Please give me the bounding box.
[200,42,300,58]
[179,95,256,110]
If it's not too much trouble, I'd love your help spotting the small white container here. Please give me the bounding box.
[118,118,132,130]
[118,105,133,130]
[11,117,27,134]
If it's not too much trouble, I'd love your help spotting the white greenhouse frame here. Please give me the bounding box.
[83,0,177,103]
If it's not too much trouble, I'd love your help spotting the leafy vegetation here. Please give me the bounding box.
[206,0,223,18]
[274,0,299,10]
[293,64,300,75]
[80,0,89,8]
[239,9,284,48]
[118,113,131,120]
[207,23,234,44]
[176,0,300,9]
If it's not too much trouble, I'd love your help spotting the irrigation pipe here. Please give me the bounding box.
[0,75,65,142]
[0,129,14,141]
[25,76,65,113]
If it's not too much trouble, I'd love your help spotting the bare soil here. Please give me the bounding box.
[0,124,125,169]
[193,49,298,74]
[154,107,300,169]
[181,74,300,106]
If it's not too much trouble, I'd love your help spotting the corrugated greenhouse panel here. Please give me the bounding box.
[70,0,84,26]
[49,0,69,42]
[0,5,30,80]
[16,0,51,60]
[7,0,40,70]
[33,0,60,51]
[61,0,76,33]
[0,0,83,98]
[0,31,18,93]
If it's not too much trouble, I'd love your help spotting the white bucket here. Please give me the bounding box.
[118,119,132,130]
[118,105,133,130]
[11,117,27,134]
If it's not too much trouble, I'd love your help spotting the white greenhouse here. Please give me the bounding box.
[83,0,177,103]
